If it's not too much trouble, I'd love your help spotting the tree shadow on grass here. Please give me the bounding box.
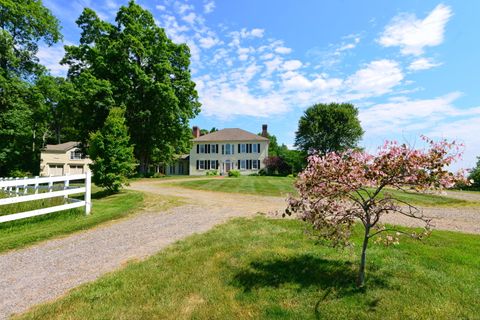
[231,254,390,318]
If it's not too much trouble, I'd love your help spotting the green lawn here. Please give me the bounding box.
[17,217,480,320]
[0,189,182,253]
[170,176,479,207]
[169,176,296,197]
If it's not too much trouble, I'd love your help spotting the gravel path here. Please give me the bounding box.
[0,181,285,319]
[0,179,478,319]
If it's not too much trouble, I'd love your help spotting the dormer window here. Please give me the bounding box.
[70,149,83,160]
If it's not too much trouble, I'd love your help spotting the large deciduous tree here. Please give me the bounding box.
[295,103,364,154]
[62,1,201,174]
[285,137,469,287]
[0,0,62,175]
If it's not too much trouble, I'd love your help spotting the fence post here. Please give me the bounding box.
[48,176,53,192]
[85,171,92,215]
[34,176,39,194]
[64,177,70,201]
[15,177,19,196]
[23,177,28,195]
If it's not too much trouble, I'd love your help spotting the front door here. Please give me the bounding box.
[225,160,231,172]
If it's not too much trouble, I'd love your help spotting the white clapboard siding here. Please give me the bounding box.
[0,172,91,223]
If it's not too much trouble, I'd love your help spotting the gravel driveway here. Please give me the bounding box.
[0,179,478,319]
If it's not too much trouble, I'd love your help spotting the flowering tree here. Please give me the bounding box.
[285,137,469,287]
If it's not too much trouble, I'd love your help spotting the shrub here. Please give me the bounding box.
[228,170,240,177]
[206,170,218,176]
[8,169,32,177]
[152,172,165,178]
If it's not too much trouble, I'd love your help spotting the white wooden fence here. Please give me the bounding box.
[0,172,91,223]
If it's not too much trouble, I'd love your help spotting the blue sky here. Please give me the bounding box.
[39,0,480,169]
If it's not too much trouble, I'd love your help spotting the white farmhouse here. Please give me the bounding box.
[188,125,270,176]
[40,142,92,176]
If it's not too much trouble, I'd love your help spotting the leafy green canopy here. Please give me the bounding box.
[89,107,136,192]
[0,0,62,176]
[295,103,364,154]
[63,1,201,173]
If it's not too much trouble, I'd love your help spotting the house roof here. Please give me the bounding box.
[193,128,269,142]
[43,141,80,153]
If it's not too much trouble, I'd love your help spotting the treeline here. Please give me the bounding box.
[0,0,200,176]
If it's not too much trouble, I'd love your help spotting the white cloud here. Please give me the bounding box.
[182,12,197,24]
[282,60,302,71]
[250,28,265,38]
[359,92,471,134]
[199,36,219,49]
[199,85,289,118]
[178,3,194,14]
[346,59,403,96]
[204,1,215,14]
[264,57,283,74]
[155,5,166,11]
[408,57,442,71]
[36,43,68,76]
[429,117,480,169]
[378,4,452,55]
[259,79,274,90]
[275,46,292,54]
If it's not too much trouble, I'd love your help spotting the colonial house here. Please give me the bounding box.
[188,125,270,176]
[40,142,92,176]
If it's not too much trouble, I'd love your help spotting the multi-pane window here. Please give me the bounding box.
[252,144,258,153]
[210,160,217,169]
[199,160,205,170]
[240,160,246,170]
[210,144,217,153]
[70,150,83,160]
[240,144,246,153]
[252,159,259,170]
[225,144,234,155]
[199,144,206,153]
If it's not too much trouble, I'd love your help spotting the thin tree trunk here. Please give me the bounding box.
[357,227,370,287]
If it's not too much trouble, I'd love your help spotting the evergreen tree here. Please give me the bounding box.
[89,107,136,193]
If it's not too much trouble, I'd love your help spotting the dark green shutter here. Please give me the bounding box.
[196,160,199,170]
[196,144,199,153]
[257,144,260,153]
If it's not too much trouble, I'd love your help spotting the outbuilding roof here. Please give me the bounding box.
[193,128,269,142]
[43,141,80,153]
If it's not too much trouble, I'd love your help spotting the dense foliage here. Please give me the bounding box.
[262,133,306,176]
[62,1,201,173]
[0,0,62,176]
[285,137,469,287]
[89,107,136,192]
[295,103,364,154]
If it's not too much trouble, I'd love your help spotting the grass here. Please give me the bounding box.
[0,188,183,253]
[169,176,296,197]
[170,176,479,207]
[17,216,480,320]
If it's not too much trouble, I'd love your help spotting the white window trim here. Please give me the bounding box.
[199,144,206,154]
[252,144,258,153]
[210,160,217,169]
[240,144,246,153]
[240,160,246,171]
[252,160,259,170]
[199,160,205,170]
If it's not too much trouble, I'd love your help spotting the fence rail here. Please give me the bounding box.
[0,172,91,224]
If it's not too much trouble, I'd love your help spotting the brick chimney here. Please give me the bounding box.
[192,126,200,138]
[261,124,268,137]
